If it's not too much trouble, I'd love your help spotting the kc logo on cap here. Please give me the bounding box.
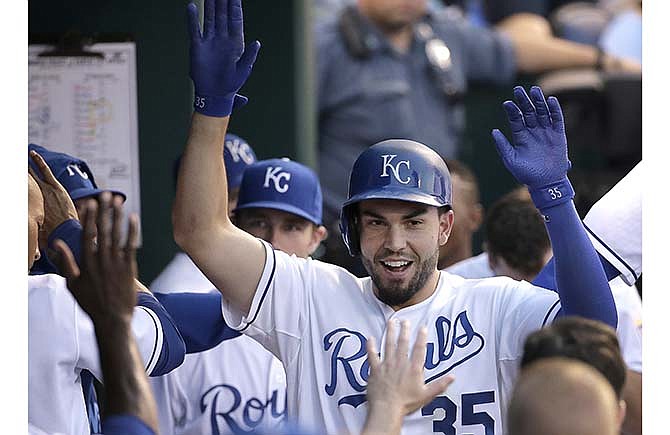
[225,137,255,164]
[65,163,90,180]
[264,166,292,193]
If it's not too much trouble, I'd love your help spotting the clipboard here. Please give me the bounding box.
[29,32,143,243]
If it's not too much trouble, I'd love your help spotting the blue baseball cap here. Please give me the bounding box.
[28,144,126,202]
[235,158,323,225]
[173,133,256,191]
[223,134,257,190]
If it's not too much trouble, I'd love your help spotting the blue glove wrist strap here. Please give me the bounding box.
[193,93,236,117]
[529,178,575,212]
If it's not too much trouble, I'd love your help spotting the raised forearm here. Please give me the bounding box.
[504,30,598,73]
[173,113,232,247]
[497,13,640,74]
[492,86,616,328]
[95,322,159,434]
[541,198,616,327]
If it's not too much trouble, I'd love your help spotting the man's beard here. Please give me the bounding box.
[362,248,439,307]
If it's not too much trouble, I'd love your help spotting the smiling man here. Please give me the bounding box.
[173,1,616,433]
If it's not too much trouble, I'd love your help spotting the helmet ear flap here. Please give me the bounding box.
[340,204,361,257]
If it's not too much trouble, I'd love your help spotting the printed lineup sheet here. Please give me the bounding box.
[29,42,142,243]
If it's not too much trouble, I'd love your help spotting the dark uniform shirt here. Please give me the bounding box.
[317,6,516,215]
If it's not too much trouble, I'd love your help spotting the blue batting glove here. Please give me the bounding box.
[187,0,260,117]
[492,86,572,189]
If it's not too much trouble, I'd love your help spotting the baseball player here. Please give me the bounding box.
[151,158,325,435]
[151,133,256,294]
[172,1,616,433]
[28,143,126,276]
[28,152,186,435]
[28,143,130,433]
[508,358,622,435]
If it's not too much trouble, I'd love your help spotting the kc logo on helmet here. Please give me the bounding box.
[380,155,410,184]
[225,139,255,164]
[264,166,291,193]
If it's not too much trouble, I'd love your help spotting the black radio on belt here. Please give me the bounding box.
[337,5,465,103]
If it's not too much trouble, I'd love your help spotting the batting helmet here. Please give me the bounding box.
[340,139,453,256]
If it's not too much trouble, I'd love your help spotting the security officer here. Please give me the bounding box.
[316,0,639,272]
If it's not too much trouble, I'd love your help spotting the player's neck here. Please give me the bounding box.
[388,269,441,311]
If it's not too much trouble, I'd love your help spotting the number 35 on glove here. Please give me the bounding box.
[187,0,260,117]
[492,86,575,211]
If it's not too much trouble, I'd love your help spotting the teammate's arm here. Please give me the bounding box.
[492,86,617,327]
[32,150,186,375]
[56,194,159,434]
[534,162,642,290]
[173,0,263,316]
[154,291,241,353]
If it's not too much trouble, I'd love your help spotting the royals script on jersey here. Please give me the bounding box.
[150,254,287,435]
[221,241,561,435]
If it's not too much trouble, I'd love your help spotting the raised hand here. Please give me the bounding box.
[55,192,139,325]
[365,321,455,420]
[187,0,260,117]
[29,150,78,236]
[492,86,572,190]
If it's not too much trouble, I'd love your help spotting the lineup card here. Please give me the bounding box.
[29,42,142,243]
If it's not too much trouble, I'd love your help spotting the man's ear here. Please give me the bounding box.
[439,209,454,246]
[308,225,328,255]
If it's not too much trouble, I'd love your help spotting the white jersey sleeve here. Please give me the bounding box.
[74,304,163,381]
[584,162,642,285]
[220,240,314,362]
[29,274,164,435]
[610,277,643,372]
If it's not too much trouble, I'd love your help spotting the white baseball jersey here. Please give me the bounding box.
[446,254,643,374]
[609,277,642,372]
[150,254,287,435]
[28,423,64,435]
[221,241,561,435]
[150,252,215,294]
[29,274,164,435]
[584,162,642,286]
[444,252,494,278]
